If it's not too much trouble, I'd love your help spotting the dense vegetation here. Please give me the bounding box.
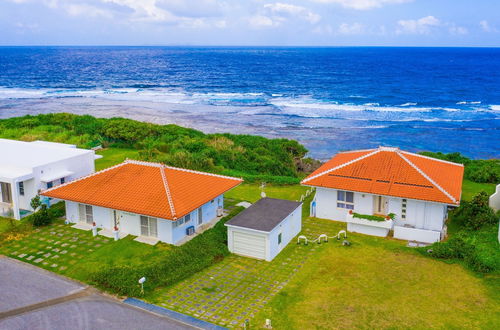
[0,113,309,183]
[421,192,500,273]
[419,151,500,183]
[90,207,244,297]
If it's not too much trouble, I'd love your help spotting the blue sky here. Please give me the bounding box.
[1,0,499,46]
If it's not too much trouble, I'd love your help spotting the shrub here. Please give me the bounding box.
[32,205,52,227]
[90,207,244,296]
[452,192,498,230]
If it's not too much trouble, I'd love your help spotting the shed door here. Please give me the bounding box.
[232,230,266,260]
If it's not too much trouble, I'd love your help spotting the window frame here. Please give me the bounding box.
[18,182,24,196]
[337,190,354,210]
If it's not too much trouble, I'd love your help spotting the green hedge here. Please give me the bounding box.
[89,207,244,297]
[423,226,500,273]
[352,212,394,222]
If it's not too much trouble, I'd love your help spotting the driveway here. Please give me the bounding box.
[0,257,196,330]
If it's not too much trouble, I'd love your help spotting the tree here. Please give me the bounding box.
[30,195,42,212]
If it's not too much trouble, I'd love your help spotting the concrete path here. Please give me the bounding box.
[0,257,196,330]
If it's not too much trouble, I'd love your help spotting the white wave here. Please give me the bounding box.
[270,97,459,117]
[363,103,379,106]
[457,101,482,105]
[400,102,417,106]
[490,105,500,111]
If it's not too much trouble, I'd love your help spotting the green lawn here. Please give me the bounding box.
[225,183,310,203]
[461,179,496,201]
[95,148,140,171]
[253,218,500,329]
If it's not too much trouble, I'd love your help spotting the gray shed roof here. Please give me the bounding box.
[225,198,302,232]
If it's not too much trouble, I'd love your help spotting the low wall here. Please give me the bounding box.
[394,226,441,243]
[347,222,390,237]
[345,214,393,237]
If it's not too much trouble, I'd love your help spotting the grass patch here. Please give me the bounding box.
[95,148,140,170]
[253,218,500,329]
[225,183,309,203]
[89,207,244,296]
[461,179,495,201]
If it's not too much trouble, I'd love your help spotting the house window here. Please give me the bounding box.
[79,204,93,224]
[18,182,24,196]
[211,199,214,204]
[140,216,158,237]
[337,191,354,209]
[173,214,191,228]
[60,177,65,184]
[401,199,407,220]
[47,181,53,189]
[278,233,282,245]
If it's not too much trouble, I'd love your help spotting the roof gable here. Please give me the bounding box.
[42,160,242,219]
[302,147,464,205]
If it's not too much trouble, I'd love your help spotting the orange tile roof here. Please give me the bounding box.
[41,160,243,220]
[302,147,464,205]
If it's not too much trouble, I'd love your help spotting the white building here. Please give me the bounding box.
[41,160,242,245]
[303,147,464,244]
[225,198,302,261]
[0,139,97,219]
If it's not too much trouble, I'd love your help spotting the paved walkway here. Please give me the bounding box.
[148,218,344,328]
[0,257,196,330]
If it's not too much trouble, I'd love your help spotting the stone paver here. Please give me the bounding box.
[0,222,113,275]
[148,218,341,328]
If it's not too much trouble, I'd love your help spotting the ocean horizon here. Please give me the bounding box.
[0,46,499,160]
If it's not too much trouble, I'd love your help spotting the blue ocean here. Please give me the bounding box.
[0,46,499,160]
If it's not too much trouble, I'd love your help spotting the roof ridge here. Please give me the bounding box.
[396,151,458,204]
[41,161,129,195]
[302,148,381,184]
[337,148,377,154]
[159,164,177,220]
[400,150,465,167]
[125,159,243,181]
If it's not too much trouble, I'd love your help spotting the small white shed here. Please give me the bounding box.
[225,198,302,261]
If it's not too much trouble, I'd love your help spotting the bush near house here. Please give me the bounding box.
[421,192,500,273]
[90,207,244,297]
[0,114,309,184]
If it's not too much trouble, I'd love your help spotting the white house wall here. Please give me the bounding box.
[267,205,302,261]
[171,195,222,244]
[65,201,79,223]
[314,187,448,232]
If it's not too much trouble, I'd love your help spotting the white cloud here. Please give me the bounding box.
[65,3,113,18]
[248,15,277,28]
[102,0,180,23]
[397,15,440,34]
[311,0,412,10]
[480,20,498,33]
[338,22,365,34]
[263,3,321,24]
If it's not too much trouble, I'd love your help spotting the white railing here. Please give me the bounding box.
[345,213,393,237]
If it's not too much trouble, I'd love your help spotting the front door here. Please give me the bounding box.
[374,196,387,215]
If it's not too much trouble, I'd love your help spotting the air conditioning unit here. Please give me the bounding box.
[216,207,224,217]
[186,225,195,236]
